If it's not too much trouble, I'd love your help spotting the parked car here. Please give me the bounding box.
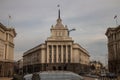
[23,74,33,80]
[100,73,106,77]
[23,71,84,80]
[106,73,117,78]
[88,74,99,78]
[79,72,84,76]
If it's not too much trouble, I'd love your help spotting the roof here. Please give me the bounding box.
[73,43,90,57]
[0,22,17,37]
[0,22,7,30]
[105,25,120,36]
[23,43,45,56]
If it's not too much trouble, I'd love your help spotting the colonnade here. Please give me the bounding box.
[47,45,72,63]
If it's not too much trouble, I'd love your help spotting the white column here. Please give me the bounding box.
[66,45,68,63]
[56,45,58,63]
[114,44,116,58]
[5,33,9,59]
[61,45,63,63]
[70,45,72,62]
[54,45,56,63]
[3,44,5,60]
[58,45,61,63]
[47,45,49,63]
[68,45,71,63]
[52,45,54,63]
[6,44,9,60]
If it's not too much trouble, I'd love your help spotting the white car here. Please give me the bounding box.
[23,71,84,80]
[23,74,33,80]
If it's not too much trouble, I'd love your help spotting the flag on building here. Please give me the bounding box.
[9,15,11,19]
[57,4,60,7]
[114,15,117,19]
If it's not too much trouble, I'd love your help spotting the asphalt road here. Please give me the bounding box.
[1,77,96,80]
[84,76,98,80]
[0,77,12,80]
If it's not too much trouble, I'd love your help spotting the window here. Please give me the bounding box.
[57,32,59,36]
[60,32,62,36]
[0,40,5,59]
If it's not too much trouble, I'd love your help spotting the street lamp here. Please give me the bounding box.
[68,28,76,36]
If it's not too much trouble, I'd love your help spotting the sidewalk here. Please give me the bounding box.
[0,77,12,80]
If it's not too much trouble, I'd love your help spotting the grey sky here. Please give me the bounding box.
[0,0,120,65]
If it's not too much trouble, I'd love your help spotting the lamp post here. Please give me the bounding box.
[68,28,76,36]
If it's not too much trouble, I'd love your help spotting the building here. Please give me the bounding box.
[90,61,103,75]
[23,9,90,74]
[14,59,23,75]
[105,25,120,74]
[0,23,16,77]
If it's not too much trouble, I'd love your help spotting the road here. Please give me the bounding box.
[0,77,12,80]
[0,77,97,80]
[1,77,96,80]
[84,76,99,80]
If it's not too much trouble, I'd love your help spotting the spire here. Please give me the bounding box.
[54,4,64,28]
[57,4,62,23]
[58,9,60,19]
[57,4,60,19]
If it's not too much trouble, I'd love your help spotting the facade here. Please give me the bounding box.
[105,25,120,74]
[90,61,103,75]
[23,10,90,74]
[15,59,23,75]
[0,23,16,77]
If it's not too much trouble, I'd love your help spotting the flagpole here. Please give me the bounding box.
[115,17,118,26]
[8,15,11,27]
[8,16,9,27]
[114,15,118,26]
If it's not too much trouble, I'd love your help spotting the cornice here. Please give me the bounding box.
[105,25,120,36]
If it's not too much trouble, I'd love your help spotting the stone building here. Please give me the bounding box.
[90,61,103,75]
[15,59,23,75]
[23,10,90,74]
[105,25,120,74]
[0,23,16,77]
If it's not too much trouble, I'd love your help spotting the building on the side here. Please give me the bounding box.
[23,9,90,74]
[15,59,23,75]
[105,25,120,74]
[0,23,16,77]
[90,61,103,75]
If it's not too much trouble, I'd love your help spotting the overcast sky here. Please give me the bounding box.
[0,0,120,65]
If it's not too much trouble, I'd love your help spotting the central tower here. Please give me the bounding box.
[46,7,73,64]
[47,6,72,41]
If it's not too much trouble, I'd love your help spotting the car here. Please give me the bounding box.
[23,74,33,80]
[100,73,106,77]
[106,73,117,78]
[23,71,84,80]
